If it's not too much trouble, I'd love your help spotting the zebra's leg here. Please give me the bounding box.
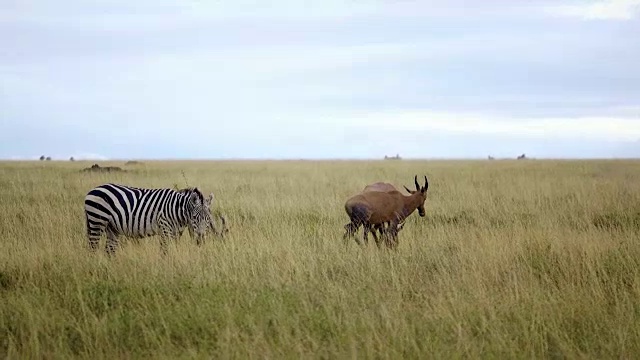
[173,226,182,244]
[160,225,176,256]
[157,218,174,256]
[188,226,204,246]
[85,213,103,252]
[159,234,170,256]
[87,225,102,252]
[105,226,119,256]
[88,236,100,252]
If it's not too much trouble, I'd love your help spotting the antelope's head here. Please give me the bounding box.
[403,175,429,217]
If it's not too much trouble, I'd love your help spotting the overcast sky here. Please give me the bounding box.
[1,0,639,160]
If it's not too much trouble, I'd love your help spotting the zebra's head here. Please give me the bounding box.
[184,188,213,243]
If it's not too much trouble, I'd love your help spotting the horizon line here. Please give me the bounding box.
[2,156,640,162]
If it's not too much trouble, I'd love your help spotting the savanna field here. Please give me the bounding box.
[1,159,640,359]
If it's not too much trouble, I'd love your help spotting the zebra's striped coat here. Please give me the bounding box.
[84,183,213,255]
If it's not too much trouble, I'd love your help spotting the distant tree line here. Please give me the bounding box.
[39,155,77,161]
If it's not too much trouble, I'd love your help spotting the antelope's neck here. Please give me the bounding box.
[401,194,421,218]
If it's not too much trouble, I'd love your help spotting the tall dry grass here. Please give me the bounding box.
[1,159,640,359]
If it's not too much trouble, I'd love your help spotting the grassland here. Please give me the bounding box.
[1,159,640,359]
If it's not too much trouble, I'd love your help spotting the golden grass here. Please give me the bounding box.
[1,159,640,359]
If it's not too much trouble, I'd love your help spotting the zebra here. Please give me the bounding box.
[84,183,213,255]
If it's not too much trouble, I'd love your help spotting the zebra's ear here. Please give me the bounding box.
[189,191,202,205]
[206,193,214,207]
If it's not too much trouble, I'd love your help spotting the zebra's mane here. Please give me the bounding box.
[174,186,204,202]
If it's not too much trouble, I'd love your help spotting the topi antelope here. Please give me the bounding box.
[344,175,429,249]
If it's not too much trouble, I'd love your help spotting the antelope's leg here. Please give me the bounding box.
[343,223,351,239]
[343,222,353,238]
[387,221,400,249]
[363,224,371,245]
[370,225,381,247]
[343,222,362,245]
[380,222,394,248]
[382,222,393,249]
[373,224,383,248]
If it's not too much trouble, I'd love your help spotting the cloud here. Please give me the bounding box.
[0,0,543,29]
[338,110,640,142]
[546,0,640,20]
[139,42,428,76]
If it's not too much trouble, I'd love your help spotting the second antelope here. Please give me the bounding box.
[362,182,407,243]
